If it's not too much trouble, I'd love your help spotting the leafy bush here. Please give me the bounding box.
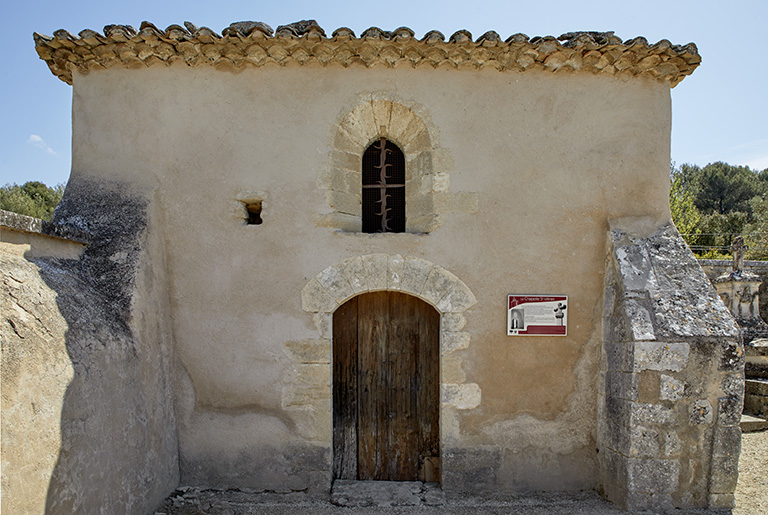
[0,182,65,221]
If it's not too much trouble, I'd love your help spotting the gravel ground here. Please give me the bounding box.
[158,429,767,514]
[733,429,768,515]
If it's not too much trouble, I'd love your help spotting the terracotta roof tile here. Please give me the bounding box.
[34,19,700,86]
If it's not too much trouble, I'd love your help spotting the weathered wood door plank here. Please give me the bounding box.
[333,291,439,481]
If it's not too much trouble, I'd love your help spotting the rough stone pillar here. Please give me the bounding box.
[598,224,742,510]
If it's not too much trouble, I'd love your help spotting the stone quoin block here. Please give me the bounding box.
[633,342,689,372]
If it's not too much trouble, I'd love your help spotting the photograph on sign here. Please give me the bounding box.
[507,295,567,336]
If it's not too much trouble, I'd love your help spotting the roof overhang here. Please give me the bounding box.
[34,20,700,87]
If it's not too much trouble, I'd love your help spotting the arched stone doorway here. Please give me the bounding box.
[292,254,482,477]
[332,291,439,481]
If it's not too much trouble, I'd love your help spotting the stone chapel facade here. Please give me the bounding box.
[1,20,743,513]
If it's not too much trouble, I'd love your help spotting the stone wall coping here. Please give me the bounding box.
[34,20,700,87]
[699,259,768,270]
[0,209,91,244]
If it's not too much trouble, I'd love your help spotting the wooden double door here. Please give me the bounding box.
[332,291,440,481]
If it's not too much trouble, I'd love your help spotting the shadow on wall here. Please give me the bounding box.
[0,179,179,514]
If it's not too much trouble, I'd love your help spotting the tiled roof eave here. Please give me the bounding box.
[33,20,701,87]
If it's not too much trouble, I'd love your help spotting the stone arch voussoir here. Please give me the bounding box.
[291,254,480,444]
[318,94,476,234]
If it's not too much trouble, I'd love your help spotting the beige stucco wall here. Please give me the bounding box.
[69,64,672,492]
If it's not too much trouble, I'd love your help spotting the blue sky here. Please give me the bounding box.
[1,0,766,186]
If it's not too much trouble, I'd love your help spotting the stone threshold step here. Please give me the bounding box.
[740,413,768,432]
[331,480,445,507]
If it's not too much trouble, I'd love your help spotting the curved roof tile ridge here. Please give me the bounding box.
[33,20,701,87]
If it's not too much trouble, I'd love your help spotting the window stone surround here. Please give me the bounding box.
[284,253,480,446]
[316,93,478,233]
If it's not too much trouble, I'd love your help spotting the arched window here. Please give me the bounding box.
[362,137,405,233]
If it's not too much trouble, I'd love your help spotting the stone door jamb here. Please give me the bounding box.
[287,253,481,448]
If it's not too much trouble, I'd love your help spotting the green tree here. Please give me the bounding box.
[744,195,768,260]
[693,161,763,215]
[0,182,65,221]
[670,167,701,236]
[670,161,767,258]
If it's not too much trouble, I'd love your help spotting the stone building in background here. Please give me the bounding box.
[1,20,744,513]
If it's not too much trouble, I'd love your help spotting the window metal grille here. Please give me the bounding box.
[362,138,405,233]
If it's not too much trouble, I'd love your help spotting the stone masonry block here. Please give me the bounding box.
[327,190,360,216]
[441,447,502,494]
[601,418,625,454]
[313,313,331,339]
[361,253,388,291]
[330,150,360,173]
[292,364,331,386]
[432,172,450,192]
[370,99,393,131]
[689,400,713,425]
[312,212,361,232]
[400,115,430,152]
[719,340,744,371]
[333,126,366,154]
[316,264,355,304]
[400,257,433,295]
[625,491,675,513]
[441,332,471,355]
[627,425,661,457]
[332,169,360,194]
[717,396,742,426]
[709,453,739,494]
[301,279,338,313]
[407,150,433,178]
[624,299,656,341]
[712,426,741,458]
[441,313,466,332]
[606,370,638,401]
[432,148,453,174]
[344,102,378,144]
[282,385,331,410]
[634,342,689,372]
[660,374,685,401]
[387,103,418,145]
[386,254,405,290]
[663,431,683,457]
[403,128,431,155]
[442,354,466,383]
[316,167,334,190]
[604,340,625,372]
[339,256,367,295]
[626,458,679,493]
[708,493,735,509]
[442,383,481,410]
[630,402,676,425]
[436,279,476,313]
[421,267,459,307]
[613,245,658,293]
[408,214,440,234]
[407,194,435,220]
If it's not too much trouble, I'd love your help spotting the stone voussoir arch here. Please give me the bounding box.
[317,94,477,233]
[294,253,482,441]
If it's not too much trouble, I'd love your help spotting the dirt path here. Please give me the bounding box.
[734,429,768,514]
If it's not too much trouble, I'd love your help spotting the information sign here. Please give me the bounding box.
[507,295,568,336]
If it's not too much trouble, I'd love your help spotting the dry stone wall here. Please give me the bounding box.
[599,224,742,511]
